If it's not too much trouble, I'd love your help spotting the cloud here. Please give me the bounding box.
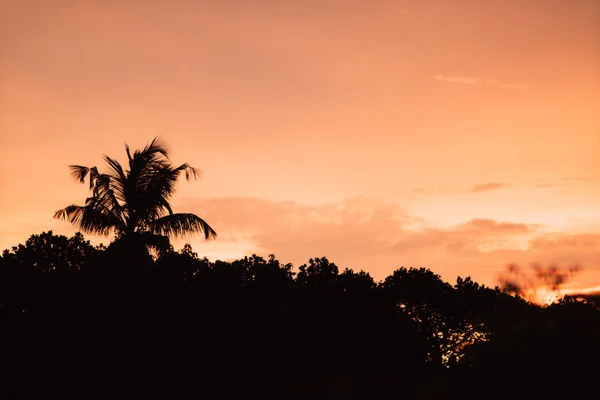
[458,219,534,234]
[178,196,413,268]
[392,219,535,256]
[433,74,530,89]
[432,74,481,85]
[469,182,512,193]
[529,233,600,252]
[411,183,513,196]
[175,196,600,290]
[176,196,424,277]
[529,177,595,190]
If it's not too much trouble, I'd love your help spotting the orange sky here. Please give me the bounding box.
[1,0,599,292]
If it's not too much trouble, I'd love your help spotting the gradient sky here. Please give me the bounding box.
[1,0,599,297]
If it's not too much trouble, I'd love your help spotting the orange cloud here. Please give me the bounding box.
[392,219,533,257]
[469,182,512,193]
[175,196,600,290]
[529,233,600,252]
[432,74,481,85]
[457,219,534,234]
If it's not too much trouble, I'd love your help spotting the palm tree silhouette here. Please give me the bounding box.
[54,137,216,250]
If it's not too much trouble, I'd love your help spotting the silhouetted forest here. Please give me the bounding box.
[2,139,598,398]
[1,231,599,399]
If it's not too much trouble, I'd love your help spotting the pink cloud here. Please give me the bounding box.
[177,196,600,290]
[469,182,512,193]
[433,74,530,89]
[457,219,534,234]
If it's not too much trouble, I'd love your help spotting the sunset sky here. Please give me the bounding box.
[1,0,599,296]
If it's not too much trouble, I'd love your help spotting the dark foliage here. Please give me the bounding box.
[1,231,598,399]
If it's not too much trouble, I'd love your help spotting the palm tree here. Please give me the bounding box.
[54,137,216,252]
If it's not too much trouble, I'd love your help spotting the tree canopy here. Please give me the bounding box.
[1,231,598,399]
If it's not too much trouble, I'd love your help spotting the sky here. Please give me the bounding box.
[1,0,599,297]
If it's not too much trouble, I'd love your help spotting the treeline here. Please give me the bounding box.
[1,231,599,399]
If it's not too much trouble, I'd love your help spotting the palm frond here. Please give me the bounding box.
[129,137,170,178]
[125,141,133,162]
[173,163,201,181]
[149,213,217,240]
[144,165,179,195]
[126,140,171,206]
[103,156,127,185]
[70,165,90,183]
[69,165,99,190]
[141,136,169,159]
[131,163,180,223]
[53,204,121,235]
[93,181,125,220]
[102,155,128,203]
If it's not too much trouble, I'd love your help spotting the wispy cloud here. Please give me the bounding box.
[433,74,530,89]
[433,74,481,85]
[529,177,594,189]
[469,182,512,193]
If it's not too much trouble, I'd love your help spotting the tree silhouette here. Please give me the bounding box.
[0,231,101,322]
[53,137,216,252]
[2,230,600,399]
[380,267,485,366]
